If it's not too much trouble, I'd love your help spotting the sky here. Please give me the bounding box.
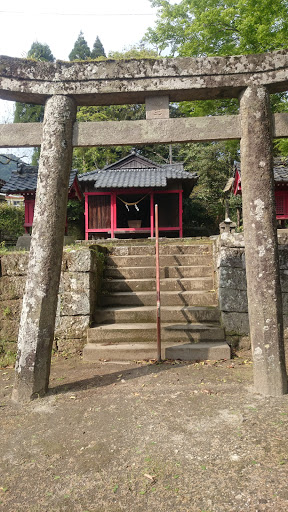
[0,0,180,159]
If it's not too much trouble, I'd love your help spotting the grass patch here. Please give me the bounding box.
[0,341,17,368]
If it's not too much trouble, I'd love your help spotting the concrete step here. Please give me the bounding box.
[83,341,230,362]
[94,305,221,324]
[103,277,215,293]
[105,265,212,279]
[165,342,230,361]
[101,290,218,307]
[106,254,213,268]
[109,244,212,256]
[87,322,225,343]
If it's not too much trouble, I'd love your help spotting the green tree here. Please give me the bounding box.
[72,46,168,172]
[14,42,55,164]
[14,42,55,123]
[145,0,288,56]
[69,31,91,61]
[91,36,106,58]
[144,0,288,226]
[25,41,55,61]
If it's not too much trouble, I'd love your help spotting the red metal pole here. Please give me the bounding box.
[155,204,162,362]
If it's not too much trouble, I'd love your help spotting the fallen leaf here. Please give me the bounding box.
[201,389,214,395]
[144,473,156,481]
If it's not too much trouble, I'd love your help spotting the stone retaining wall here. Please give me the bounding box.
[214,231,288,348]
[0,247,105,352]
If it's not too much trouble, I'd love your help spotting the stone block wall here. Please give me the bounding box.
[214,231,288,348]
[0,246,105,352]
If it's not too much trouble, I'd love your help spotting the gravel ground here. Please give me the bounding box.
[0,353,288,512]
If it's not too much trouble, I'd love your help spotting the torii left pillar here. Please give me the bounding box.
[12,95,76,402]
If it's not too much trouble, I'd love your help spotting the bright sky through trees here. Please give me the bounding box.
[0,0,181,125]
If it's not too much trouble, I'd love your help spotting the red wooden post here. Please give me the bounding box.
[155,204,161,362]
[179,190,183,238]
[84,193,89,240]
[111,192,115,239]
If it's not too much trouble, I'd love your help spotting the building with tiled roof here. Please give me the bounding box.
[232,158,288,221]
[2,164,82,234]
[78,151,198,239]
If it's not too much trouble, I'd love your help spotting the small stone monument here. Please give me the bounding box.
[16,234,31,250]
[219,217,236,234]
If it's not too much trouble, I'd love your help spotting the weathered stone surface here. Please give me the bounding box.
[73,116,241,146]
[221,311,250,335]
[0,299,22,320]
[219,289,248,313]
[0,299,22,340]
[145,96,169,120]
[1,50,288,106]
[238,336,251,350]
[283,315,288,330]
[0,250,100,343]
[278,247,288,269]
[280,271,288,292]
[2,112,288,149]
[219,267,247,290]
[219,232,245,248]
[12,95,77,402]
[55,337,85,353]
[60,292,90,316]
[0,253,29,276]
[217,246,245,269]
[61,272,91,292]
[0,123,42,148]
[0,319,20,341]
[0,276,26,300]
[62,249,98,273]
[15,234,31,250]
[240,85,287,396]
[55,315,90,339]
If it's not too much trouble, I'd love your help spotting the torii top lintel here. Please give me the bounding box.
[0,50,288,106]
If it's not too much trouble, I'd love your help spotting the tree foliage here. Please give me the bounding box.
[91,36,106,58]
[0,203,24,237]
[14,42,55,123]
[72,46,164,172]
[25,41,55,61]
[144,0,288,230]
[146,0,288,56]
[69,31,91,60]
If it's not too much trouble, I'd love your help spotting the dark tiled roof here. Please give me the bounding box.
[78,166,197,189]
[273,157,288,182]
[2,165,78,194]
[233,159,288,184]
[0,154,25,183]
[103,151,159,170]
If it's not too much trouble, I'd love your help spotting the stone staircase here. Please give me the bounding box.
[83,239,230,362]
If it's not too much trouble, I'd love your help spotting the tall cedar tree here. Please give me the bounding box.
[69,31,91,60]
[91,36,106,58]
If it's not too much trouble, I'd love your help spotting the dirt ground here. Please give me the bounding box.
[0,353,288,512]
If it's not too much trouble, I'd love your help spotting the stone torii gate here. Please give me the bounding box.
[1,51,288,401]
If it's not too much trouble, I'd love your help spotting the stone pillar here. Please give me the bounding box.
[12,95,76,402]
[240,86,287,396]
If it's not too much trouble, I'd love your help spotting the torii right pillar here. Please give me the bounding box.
[240,85,287,396]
